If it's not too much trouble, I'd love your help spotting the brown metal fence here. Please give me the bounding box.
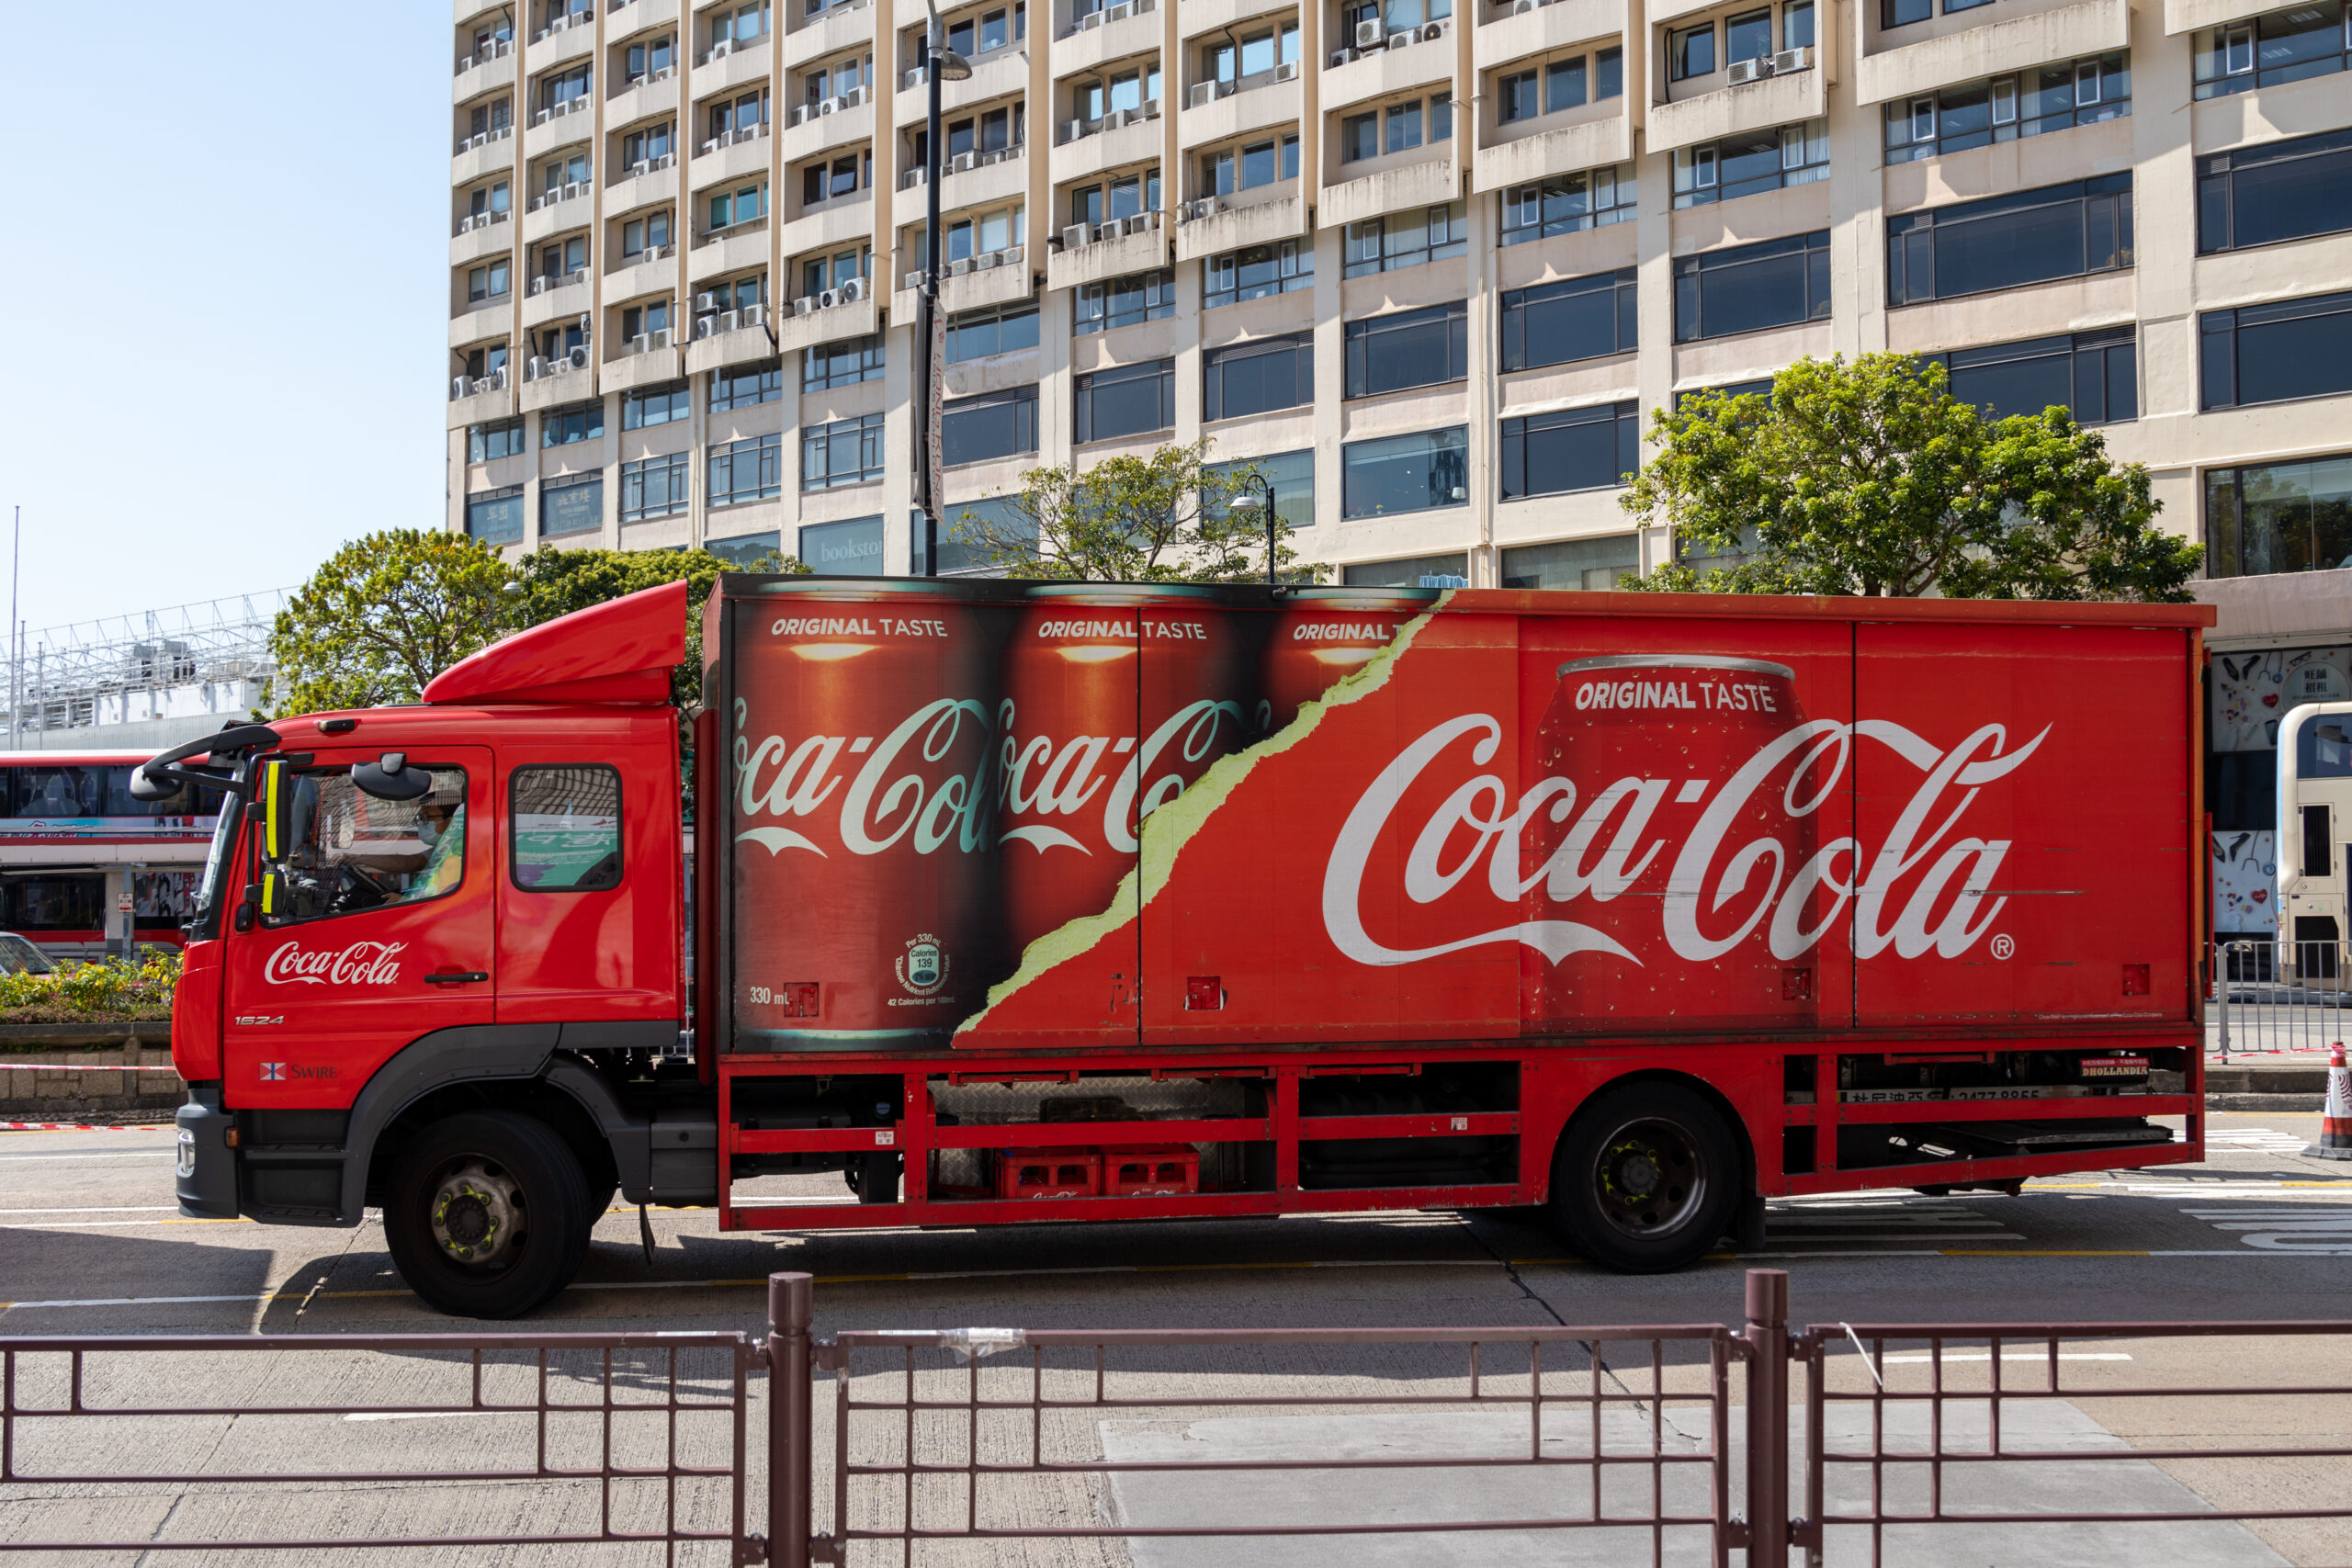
[0,1328,755,1562]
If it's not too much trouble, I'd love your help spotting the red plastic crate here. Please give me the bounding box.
[1104,1145,1201,1197]
[993,1149,1102,1200]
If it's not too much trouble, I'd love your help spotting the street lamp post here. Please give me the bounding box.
[1227,473,1280,589]
[912,6,972,558]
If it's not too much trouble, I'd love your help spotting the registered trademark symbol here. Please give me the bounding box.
[1989,934,2016,960]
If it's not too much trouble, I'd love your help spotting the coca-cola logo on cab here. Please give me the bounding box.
[264,940,408,987]
[1322,711,2048,969]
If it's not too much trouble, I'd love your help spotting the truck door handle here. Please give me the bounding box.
[425,971,491,986]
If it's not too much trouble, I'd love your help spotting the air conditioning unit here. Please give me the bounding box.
[650,327,672,349]
[459,53,477,72]
[786,106,808,126]
[1771,45,1811,72]
[1078,7,1102,26]
[819,96,839,115]
[838,278,862,302]
[694,315,717,339]
[1423,20,1448,39]
[1188,81,1216,108]
[1002,244,1022,265]
[950,151,978,173]
[795,295,818,314]
[843,85,868,107]
[1273,60,1299,81]
[1143,96,1161,117]
[904,269,926,289]
[902,67,924,90]
[1107,107,1133,129]
[1354,18,1385,48]
[711,37,734,58]
[1108,0,1136,17]
[630,333,650,353]
[977,250,999,269]
[695,291,720,310]
[1512,0,1537,11]
[568,344,592,368]
[1330,47,1354,65]
[630,158,652,175]
[564,180,587,198]
[1059,118,1085,142]
[820,288,843,308]
[947,257,973,276]
[1727,57,1764,83]
[719,308,741,330]
[452,376,471,400]
[743,301,767,323]
[1063,221,1092,249]
[1386,30,1412,49]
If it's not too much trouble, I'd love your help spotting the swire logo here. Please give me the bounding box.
[1322,714,2048,969]
[263,940,408,987]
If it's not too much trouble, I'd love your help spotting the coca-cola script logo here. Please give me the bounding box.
[734,697,993,858]
[264,940,409,986]
[1322,714,2047,968]
[997,698,1247,857]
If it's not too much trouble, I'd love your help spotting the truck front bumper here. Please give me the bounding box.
[175,1083,239,1219]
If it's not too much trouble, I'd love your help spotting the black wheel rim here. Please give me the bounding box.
[1589,1115,1710,1242]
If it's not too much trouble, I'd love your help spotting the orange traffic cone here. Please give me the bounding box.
[2311,1043,2352,1160]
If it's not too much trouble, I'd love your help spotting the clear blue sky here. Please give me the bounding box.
[0,6,447,635]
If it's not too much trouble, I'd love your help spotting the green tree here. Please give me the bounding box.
[1617,354,2199,602]
[950,439,1320,582]
[263,530,515,716]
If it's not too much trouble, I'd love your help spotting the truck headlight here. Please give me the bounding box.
[175,1127,196,1179]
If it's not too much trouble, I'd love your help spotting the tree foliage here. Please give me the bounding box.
[1617,354,2199,602]
[266,532,804,718]
[950,440,1321,582]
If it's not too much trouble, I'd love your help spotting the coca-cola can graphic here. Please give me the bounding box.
[1257,589,1435,734]
[998,586,1250,959]
[730,584,1002,1047]
[1525,655,1830,1031]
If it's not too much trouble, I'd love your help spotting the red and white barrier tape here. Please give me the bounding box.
[0,1062,180,1073]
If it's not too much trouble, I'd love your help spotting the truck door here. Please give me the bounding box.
[219,749,496,1103]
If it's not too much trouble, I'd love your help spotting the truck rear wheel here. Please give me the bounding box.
[383,1111,591,1319]
[1549,1084,1739,1274]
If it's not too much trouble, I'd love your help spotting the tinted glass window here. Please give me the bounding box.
[1931,328,2136,423]
[9,768,98,818]
[801,414,886,488]
[1672,231,1832,342]
[259,766,469,925]
[540,472,604,536]
[1342,551,1468,587]
[1340,427,1469,518]
[1498,402,1641,499]
[1074,359,1175,444]
[942,387,1038,466]
[2205,452,2352,578]
[511,765,622,891]
[707,531,783,568]
[1887,175,2132,304]
[1205,449,1314,532]
[1344,301,1469,398]
[800,515,885,574]
[1499,534,1640,590]
[466,486,526,545]
[1500,268,1636,370]
[6,876,104,932]
[2201,288,2352,410]
[1204,335,1313,422]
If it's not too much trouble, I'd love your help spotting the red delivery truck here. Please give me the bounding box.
[156,578,2213,1316]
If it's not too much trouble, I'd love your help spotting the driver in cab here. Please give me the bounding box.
[401,786,466,903]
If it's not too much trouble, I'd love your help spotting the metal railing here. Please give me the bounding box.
[2213,937,2352,1057]
[0,1329,754,1559]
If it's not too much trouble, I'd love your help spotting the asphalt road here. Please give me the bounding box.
[2,1111,2347,1564]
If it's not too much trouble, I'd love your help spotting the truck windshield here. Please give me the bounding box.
[187,778,243,942]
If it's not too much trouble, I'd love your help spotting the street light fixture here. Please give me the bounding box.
[1226,473,1281,590]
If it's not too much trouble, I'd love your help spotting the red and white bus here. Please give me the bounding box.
[0,750,225,959]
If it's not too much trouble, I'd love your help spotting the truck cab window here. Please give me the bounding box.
[258,767,469,926]
[511,765,624,890]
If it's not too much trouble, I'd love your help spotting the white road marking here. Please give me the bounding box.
[0,1149,174,1161]
[2202,1128,2318,1155]
[1880,1352,2133,1363]
[0,1205,181,1213]
[343,1410,534,1422]
[2180,1207,2352,1251]
[2,1217,250,1229]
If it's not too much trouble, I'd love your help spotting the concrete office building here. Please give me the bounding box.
[443,0,2350,592]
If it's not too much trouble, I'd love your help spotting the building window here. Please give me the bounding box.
[1499,402,1641,500]
[622,300,673,340]
[1203,20,1302,83]
[1206,449,1314,531]
[1498,46,1623,122]
[620,453,692,522]
[799,247,871,299]
[1674,118,1827,208]
[2201,290,2352,411]
[1501,535,1641,591]
[1075,270,1175,334]
[706,274,767,316]
[801,153,865,207]
[1500,268,1637,372]
[1074,358,1176,444]
[942,203,1026,263]
[1921,328,2137,424]
[708,183,769,231]
[1204,240,1312,308]
[1204,335,1313,423]
[712,86,773,138]
[2206,453,2352,578]
[924,496,1035,575]
[2198,128,2352,254]
[1069,169,1163,228]
[467,260,511,302]
[801,514,886,574]
[1673,230,1832,342]
[1344,302,1469,400]
[802,414,886,489]
[1887,175,2132,305]
[541,471,605,536]
[1502,164,1637,244]
[710,434,786,505]
[1343,202,1467,276]
[1343,551,1468,588]
[621,122,674,165]
[466,485,526,545]
[1341,427,1469,519]
[623,381,691,429]
[468,419,526,463]
[2195,3,2351,97]
[1676,378,1777,411]
[1340,112,1379,163]
[1203,134,1302,194]
[946,299,1040,361]
[802,335,885,390]
[1669,21,1716,79]
[713,358,786,410]
[942,387,1038,466]
[626,34,676,82]
[541,62,593,110]
[1069,62,1163,122]
[543,400,605,446]
[1887,53,2131,163]
[707,530,782,568]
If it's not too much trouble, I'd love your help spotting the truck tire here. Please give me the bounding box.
[1548,1084,1739,1274]
[383,1111,592,1319]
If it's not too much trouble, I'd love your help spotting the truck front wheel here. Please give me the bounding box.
[383,1111,591,1319]
[1548,1084,1739,1274]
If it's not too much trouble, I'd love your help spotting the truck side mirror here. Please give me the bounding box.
[353,752,431,802]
